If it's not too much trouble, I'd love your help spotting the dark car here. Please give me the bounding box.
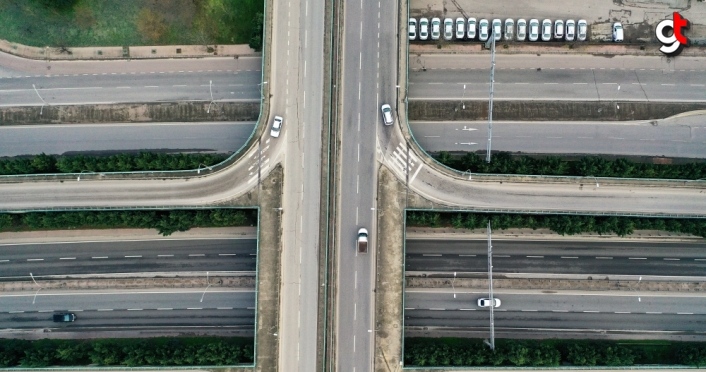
[53,313,76,322]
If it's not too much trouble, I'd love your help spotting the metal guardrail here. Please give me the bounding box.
[405,207,706,219]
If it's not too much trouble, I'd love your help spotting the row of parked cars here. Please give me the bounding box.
[409,17,589,42]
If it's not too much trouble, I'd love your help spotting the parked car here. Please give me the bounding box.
[467,17,476,39]
[53,313,76,322]
[409,18,417,40]
[529,19,539,41]
[270,116,283,138]
[541,19,552,41]
[504,18,514,41]
[477,298,501,308]
[516,19,527,41]
[478,19,489,41]
[577,19,587,41]
[456,17,465,39]
[492,18,502,41]
[565,19,575,41]
[431,17,441,40]
[380,104,393,125]
[554,19,564,39]
[419,18,429,40]
[612,22,624,42]
[443,18,453,40]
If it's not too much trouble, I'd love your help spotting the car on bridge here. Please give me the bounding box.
[380,104,393,126]
[270,116,283,138]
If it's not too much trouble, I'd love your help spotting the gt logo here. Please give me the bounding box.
[655,12,691,56]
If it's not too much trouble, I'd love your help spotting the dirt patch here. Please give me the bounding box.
[409,100,706,121]
[0,102,260,125]
[406,277,706,292]
[374,167,407,371]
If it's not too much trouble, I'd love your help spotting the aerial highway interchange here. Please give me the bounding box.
[1,0,706,371]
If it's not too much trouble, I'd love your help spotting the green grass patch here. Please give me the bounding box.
[0,0,264,47]
[0,337,254,367]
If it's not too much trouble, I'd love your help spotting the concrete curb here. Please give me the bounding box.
[405,228,703,242]
[0,38,260,61]
[410,42,706,57]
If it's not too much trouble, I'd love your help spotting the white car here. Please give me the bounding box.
[565,19,575,41]
[613,22,624,42]
[529,19,539,41]
[467,17,476,39]
[492,18,502,41]
[455,17,465,39]
[419,18,429,40]
[443,18,453,40]
[504,18,514,41]
[478,19,489,41]
[541,19,552,41]
[270,116,283,138]
[516,19,526,41]
[577,19,587,41]
[431,17,441,40]
[554,19,564,40]
[478,298,501,308]
[409,18,417,40]
[380,104,393,125]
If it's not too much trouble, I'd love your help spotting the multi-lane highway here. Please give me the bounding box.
[410,117,706,158]
[406,239,706,277]
[0,122,254,157]
[409,55,706,101]
[0,289,255,330]
[0,53,261,105]
[405,290,706,335]
[0,238,256,277]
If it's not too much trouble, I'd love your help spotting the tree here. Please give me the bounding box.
[137,8,168,43]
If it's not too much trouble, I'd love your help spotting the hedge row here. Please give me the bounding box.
[0,152,229,175]
[404,338,706,367]
[434,151,706,180]
[0,337,253,367]
[407,211,706,238]
[0,209,257,236]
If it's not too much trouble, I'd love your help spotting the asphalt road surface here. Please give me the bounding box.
[409,55,706,102]
[405,239,706,277]
[0,238,257,278]
[0,289,255,330]
[0,53,261,105]
[410,118,706,158]
[405,291,706,334]
[0,122,255,157]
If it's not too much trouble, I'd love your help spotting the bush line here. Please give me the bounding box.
[0,209,257,236]
[0,152,229,176]
[0,337,253,367]
[407,211,706,238]
[434,151,706,180]
[404,338,706,367]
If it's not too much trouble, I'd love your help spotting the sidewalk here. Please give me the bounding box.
[411,42,706,57]
[406,227,703,242]
[0,38,259,61]
[0,227,257,244]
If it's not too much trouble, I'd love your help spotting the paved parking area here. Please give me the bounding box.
[409,0,706,43]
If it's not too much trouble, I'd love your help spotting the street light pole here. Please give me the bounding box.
[486,31,496,163]
[486,222,495,350]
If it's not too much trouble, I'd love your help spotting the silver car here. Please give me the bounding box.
[467,17,476,39]
[419,18,429,40]
[541,19,552,41]
[270,116,283,138]
[554,19,564,40]
[478,298,501,308]
[431,17,441,40]
[456,17,465,39]
[492,18,502,41]
[409,18,417,41]
[443,18,453,40]
[529,19,539,41]
[577,19,587,41]
[478,19,489,41]
[380,104,393,125]
[504,18,514,41]
[516,18,527,41]
[565,19,575,41]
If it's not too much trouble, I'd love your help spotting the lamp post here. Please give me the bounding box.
[77,170,93,181]
[196,163,212,174]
